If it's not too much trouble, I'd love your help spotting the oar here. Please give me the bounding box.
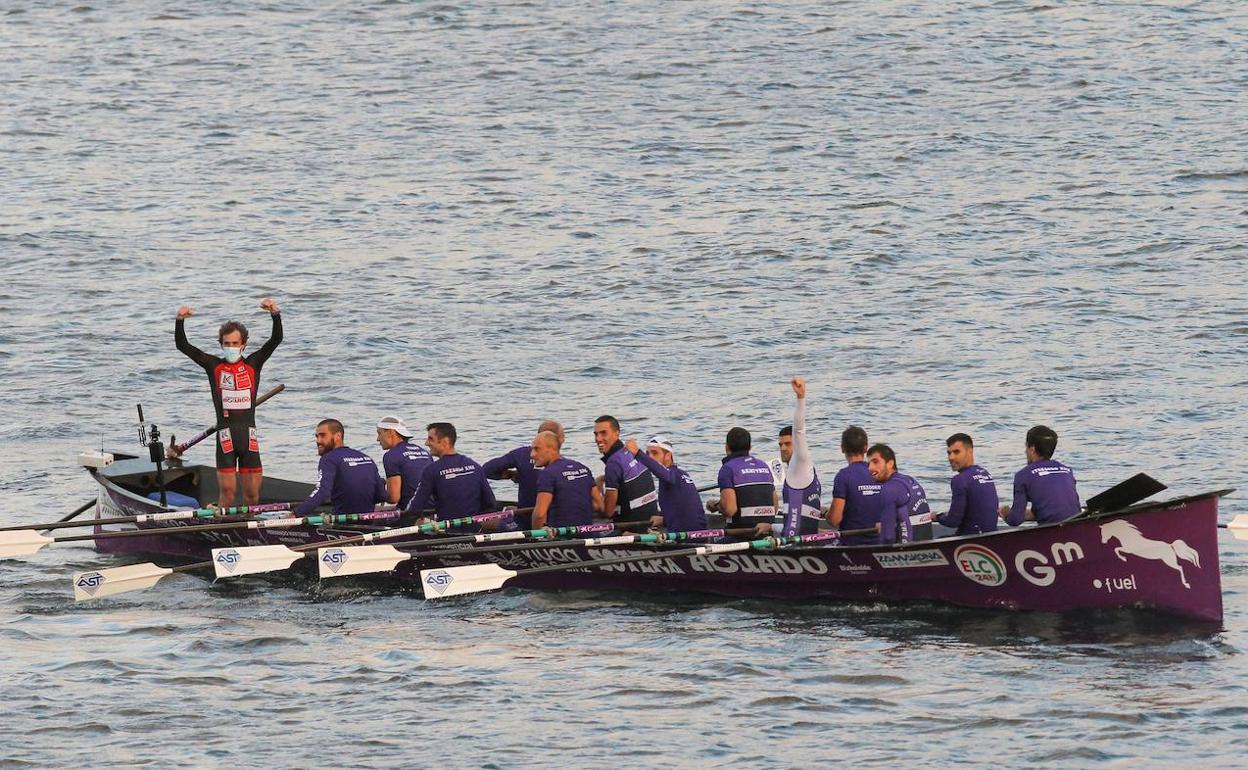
[208,509,529,579]
[1220,515,1248,540]
[418,526,881,599]
[56,499,98,525]
[1083,473,1168,514]
[1,507,398,559]
[0,501,300,534]
[316,525,764,579]
[70,510,512,601]
[168,384,285,457]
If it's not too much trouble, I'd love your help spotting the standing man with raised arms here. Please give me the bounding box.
[780,377,821,537]
[175,297,282,508]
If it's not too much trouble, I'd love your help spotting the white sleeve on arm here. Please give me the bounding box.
[786,396,814,489]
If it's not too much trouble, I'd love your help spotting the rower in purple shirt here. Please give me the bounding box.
[937,433,999,536]
[482,420,564,527]
[530,430,601,528]
[626,435,708,533]
[404,422,497,531]
[1000,424,1081,526]
[708,427,778,536]
[294,419,388,517]
[594,415,660,523]
[376,415,432,510]
[867,443,931,544]
[780,377,821,537]
[828,426,884,545]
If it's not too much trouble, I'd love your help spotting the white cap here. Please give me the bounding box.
[647,435,674,454]
[377,416,412,438]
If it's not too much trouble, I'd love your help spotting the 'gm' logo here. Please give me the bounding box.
[215,549,241,574]
[424,570,454,595]
[320,549,348,574]
[953,544,1007,587]
[75,572,105,596]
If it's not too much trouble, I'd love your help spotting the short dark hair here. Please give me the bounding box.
[841,426,868,454]
[726,426,751,453]
[427,422,457,445]
[218,320,249,345]
[1026,425,1058,459]
[866,443,896,466]
[594,415,620,432]
[946,432,973,448]
[317,418,344,436]
[778,425,793,438]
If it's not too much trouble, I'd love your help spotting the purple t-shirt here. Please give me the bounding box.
[832,461,883,545]
[634,450,708,533]
[295,446,387,517]
[717,452,776,526]
[602,442,660,521]
[382,441,433,510]
[483,445,541,507]
[405,452,498,525]
[939,464,999,535]
[1007,459,1080,525]
[878,473,917,544]
[535,457,595,528]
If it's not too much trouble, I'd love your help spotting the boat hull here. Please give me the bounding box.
[88,460,1227,623]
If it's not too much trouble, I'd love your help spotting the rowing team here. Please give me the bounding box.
[283,378,1080,545]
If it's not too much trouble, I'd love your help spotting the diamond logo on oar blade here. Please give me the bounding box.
[214,549,240,574]
[424,570,453,595]
[321,548,348,574]
[75,572,105,596]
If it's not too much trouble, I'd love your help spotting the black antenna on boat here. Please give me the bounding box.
[137,403,168,508]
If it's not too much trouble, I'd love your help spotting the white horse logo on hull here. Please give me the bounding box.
[1100,520,1200,589]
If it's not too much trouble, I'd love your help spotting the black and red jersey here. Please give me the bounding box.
[175,313,283,426]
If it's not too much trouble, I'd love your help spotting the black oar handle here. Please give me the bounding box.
[171,384,285,455]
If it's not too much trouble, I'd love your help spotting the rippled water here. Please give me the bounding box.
[2,1,1246,767]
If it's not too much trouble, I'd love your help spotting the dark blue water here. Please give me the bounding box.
[2,1,1246,767]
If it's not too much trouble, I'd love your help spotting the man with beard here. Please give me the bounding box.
[594,415,660,524]
[866,444,931,545]
[293,419,388,517]
[769,425,792,491]
[937,433,999,535]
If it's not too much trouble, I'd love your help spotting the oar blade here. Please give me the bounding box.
[1227,514,1248,541]
[72,563,173,601]
[317,545,410,579]
[1085,473,1168,514]
[211,545,303,578]
[0,530,54,559]
[419,563,517,599]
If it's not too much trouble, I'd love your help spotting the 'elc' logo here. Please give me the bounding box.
[953,544,1007,587]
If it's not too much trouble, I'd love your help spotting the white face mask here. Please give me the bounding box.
[222,346,243,363]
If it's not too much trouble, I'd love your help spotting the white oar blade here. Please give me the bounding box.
[0,530,54,558]
[317,545,410,579]
[1227,515,1248,541]
[420,563,517,599]
[211,545,303,578]
[72,563,173,601]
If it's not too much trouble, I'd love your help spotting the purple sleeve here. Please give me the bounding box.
[832,468,848,499]
[295,456,336,517]
[405,463,437,515]
[604,456,623,491]
[373,468,388,506]
[482,451,517,480]
[1006,469,1028,526]
[878,482,908,544]
[717,463,732,492]
[382,448,401,478]
[536,466,557,494]
[939,475,966,528]
[634,450,678,485]
[479,469,497,510]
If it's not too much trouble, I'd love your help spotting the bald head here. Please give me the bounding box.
[538,420,564,446]
[531,430,561,467]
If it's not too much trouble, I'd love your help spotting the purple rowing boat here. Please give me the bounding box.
[86,453,1232,623]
